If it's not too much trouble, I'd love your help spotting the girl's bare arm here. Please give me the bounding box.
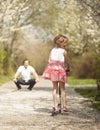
[64,50,70,71]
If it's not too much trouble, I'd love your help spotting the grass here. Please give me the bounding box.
[67,77,99,111]
[0,75,96,86]
[0,75,13,86]
[68,76,96,85]
[75,88,100,111]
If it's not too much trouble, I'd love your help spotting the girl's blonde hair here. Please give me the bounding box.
[53,34,68,45]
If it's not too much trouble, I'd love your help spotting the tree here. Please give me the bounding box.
[0,0,99,76]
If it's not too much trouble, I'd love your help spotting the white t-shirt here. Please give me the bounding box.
[17,65,35,82]
[50,48,65,62]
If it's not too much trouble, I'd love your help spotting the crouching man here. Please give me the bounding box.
[13,59,39,90]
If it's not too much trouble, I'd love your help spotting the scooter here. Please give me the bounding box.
[51,69,70,116]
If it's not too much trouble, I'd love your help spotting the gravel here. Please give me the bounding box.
[0,77,100,130]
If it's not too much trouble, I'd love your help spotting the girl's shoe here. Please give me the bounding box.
[63,107,68,112]
[51,107,59,116]
[58,104,61,113]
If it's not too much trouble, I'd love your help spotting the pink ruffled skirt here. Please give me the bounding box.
[42,60,67,83]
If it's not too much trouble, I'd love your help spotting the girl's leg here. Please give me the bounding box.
[52,81,58,109]
[59,81,67,108]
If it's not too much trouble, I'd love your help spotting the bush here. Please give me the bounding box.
[95,91,100,101]
[0,44,15,75]
[94,56,100,89]
[0,45,6,74]
[71,53,96,78]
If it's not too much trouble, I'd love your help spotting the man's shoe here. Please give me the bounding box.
[27,87,32,91]
[18,88,21,90]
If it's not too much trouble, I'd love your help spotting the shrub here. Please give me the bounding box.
[94,56,100,89]
[0,45,6,74]
[71,52,96,78]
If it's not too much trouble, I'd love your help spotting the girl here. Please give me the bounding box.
[43,34,70,112]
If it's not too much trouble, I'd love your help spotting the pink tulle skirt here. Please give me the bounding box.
[42,60,67,83]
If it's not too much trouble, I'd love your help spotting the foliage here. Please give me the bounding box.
[95,91,100,101]
[0,43,14,75]
[0,0,99,78]
[70,51,99,79]
[76,0,100,26]
[0,45,6,74]
[94,55,100,89]
[30,0,60,30]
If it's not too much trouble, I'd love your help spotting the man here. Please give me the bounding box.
[13,59,39,90]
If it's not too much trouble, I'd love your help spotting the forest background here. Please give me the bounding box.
[0,0,99,86]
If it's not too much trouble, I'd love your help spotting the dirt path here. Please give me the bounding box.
[0,77,100,130]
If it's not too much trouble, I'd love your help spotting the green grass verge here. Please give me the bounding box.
[68,76,96,85]
[0,75,13,86]
[75,88,100,111]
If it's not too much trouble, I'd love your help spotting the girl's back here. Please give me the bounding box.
[50,47,65,62]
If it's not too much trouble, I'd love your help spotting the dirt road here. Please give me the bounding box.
[0,77,100,130]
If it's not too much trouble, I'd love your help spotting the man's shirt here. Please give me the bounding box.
[17,65,35,82]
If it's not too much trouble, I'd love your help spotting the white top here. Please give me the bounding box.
[17,65,35,82]
[50,48,65,62]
